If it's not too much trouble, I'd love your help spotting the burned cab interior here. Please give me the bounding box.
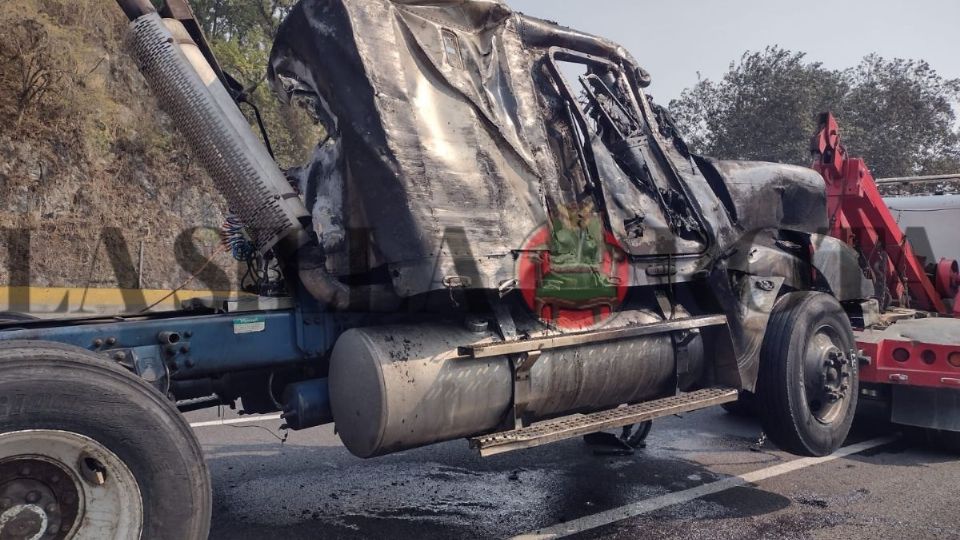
[542,47,709,258]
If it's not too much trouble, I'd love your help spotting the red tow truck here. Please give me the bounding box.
[811,113,960,449]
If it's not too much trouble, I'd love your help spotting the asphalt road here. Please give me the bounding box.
[185,406,960,539]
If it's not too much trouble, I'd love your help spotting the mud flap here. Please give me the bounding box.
[891,386,960,432]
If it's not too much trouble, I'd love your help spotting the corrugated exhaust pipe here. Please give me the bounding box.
[120,6,350,309]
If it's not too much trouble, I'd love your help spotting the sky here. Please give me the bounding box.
[507,0,960,104]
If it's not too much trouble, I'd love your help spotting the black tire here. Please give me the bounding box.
[721,391,757,417]
[756,292,859,457]
[0,340,211,539]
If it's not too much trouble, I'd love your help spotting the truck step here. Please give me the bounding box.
[469,387,739,457]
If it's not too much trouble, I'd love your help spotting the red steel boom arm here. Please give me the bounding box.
[810,112,948,314]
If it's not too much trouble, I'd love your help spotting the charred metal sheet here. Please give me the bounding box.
[705,267,785,393]
[267,0,749,296]
[724,230,810,289]
[700,158,828,236]
[269,0,548,295]
[727,274,784,392]
[809,234,877,301]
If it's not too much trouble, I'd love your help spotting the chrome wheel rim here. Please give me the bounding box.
[802,326,852,425]
[0,430,143,539]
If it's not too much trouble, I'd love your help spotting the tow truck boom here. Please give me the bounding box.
[811,112,954,314]
[811,112,960,445]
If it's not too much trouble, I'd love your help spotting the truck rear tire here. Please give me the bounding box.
[756,292,859,457]
[0,340,211,540]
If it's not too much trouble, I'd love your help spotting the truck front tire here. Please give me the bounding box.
[756,292,859,457]
[0,341,211,539]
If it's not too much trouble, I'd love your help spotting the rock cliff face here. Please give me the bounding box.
[0,0,242,293]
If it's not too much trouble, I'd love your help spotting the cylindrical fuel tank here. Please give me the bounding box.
[329,311,702,458]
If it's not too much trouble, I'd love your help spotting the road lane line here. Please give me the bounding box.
[513,435,897,540]
[190,413,282,428]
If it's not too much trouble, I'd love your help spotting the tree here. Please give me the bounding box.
[669,47,960,179]
[188,0,316,168]
[669,47,847,166]
[190,0,296,42]
[841,55,960,178]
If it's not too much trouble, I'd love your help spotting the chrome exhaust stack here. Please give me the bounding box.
[118,2,350,308]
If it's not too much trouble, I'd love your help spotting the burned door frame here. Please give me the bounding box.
[539,46,713,260]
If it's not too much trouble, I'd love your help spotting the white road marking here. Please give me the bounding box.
[513,435,897,540]
[189,413,282,428]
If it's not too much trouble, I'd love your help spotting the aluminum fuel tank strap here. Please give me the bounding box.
[458,314,728,359]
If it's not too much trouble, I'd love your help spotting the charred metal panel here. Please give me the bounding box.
[269,0,551,295]
[707,269,784,393]
[725,231,810,289]
[810,234,876,301]
[268,0,735,296]
[701,159,828,236]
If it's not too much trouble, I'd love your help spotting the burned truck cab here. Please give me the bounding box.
[0,2,874,536]
[264,0,865,458]
[269,1,834,294]
[270,3,722,295]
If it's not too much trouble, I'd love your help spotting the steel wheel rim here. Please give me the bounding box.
[0,430,143,539]
[802,325,852,425]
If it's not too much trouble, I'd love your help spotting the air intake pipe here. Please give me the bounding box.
[117,2,351,309]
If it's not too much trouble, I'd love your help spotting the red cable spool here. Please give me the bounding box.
[934,259,960,316]
[935,259,960,298]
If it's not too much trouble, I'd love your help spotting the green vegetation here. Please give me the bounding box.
[0,0,238,290]
[188,0,318,167]
[669,46,960,180]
